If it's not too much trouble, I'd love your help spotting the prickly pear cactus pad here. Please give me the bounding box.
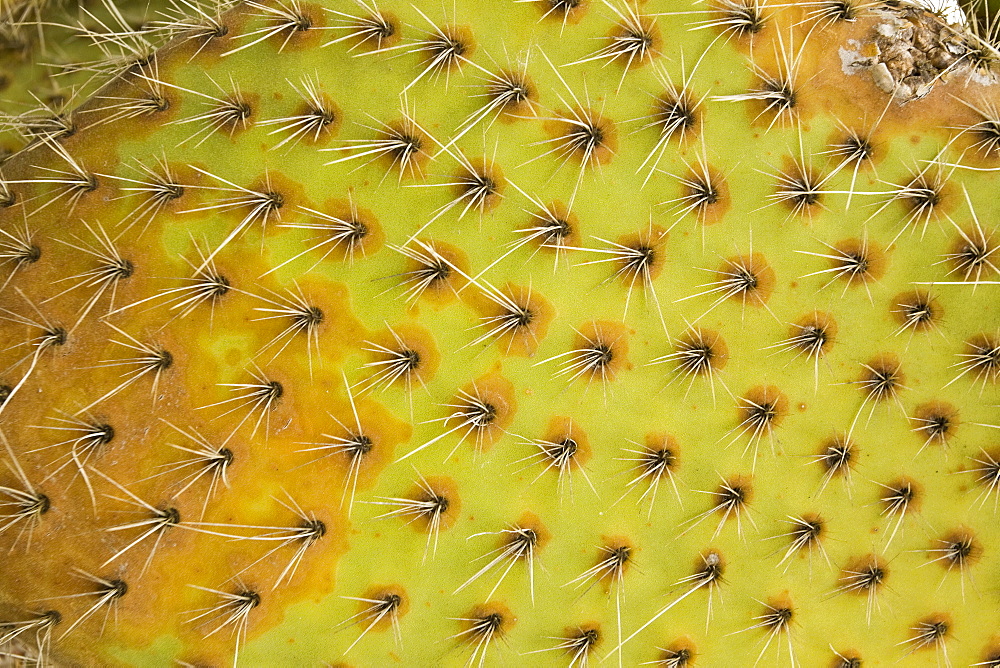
[0,0,185,159]
[1,0,1000,666]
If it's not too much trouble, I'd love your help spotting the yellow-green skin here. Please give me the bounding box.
[0,1,999,666]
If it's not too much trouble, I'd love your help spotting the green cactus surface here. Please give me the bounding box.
[1,0,1000,666]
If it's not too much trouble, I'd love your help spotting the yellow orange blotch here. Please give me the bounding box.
[268,275,368,365]
[169,509,350,664]
[63,427,349,663]
[177,277,366,443]
[0,473,197,660]
[110,328,183,401]
[0,307,188,447]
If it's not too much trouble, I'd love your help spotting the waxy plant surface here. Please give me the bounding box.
[0,0,999,666]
